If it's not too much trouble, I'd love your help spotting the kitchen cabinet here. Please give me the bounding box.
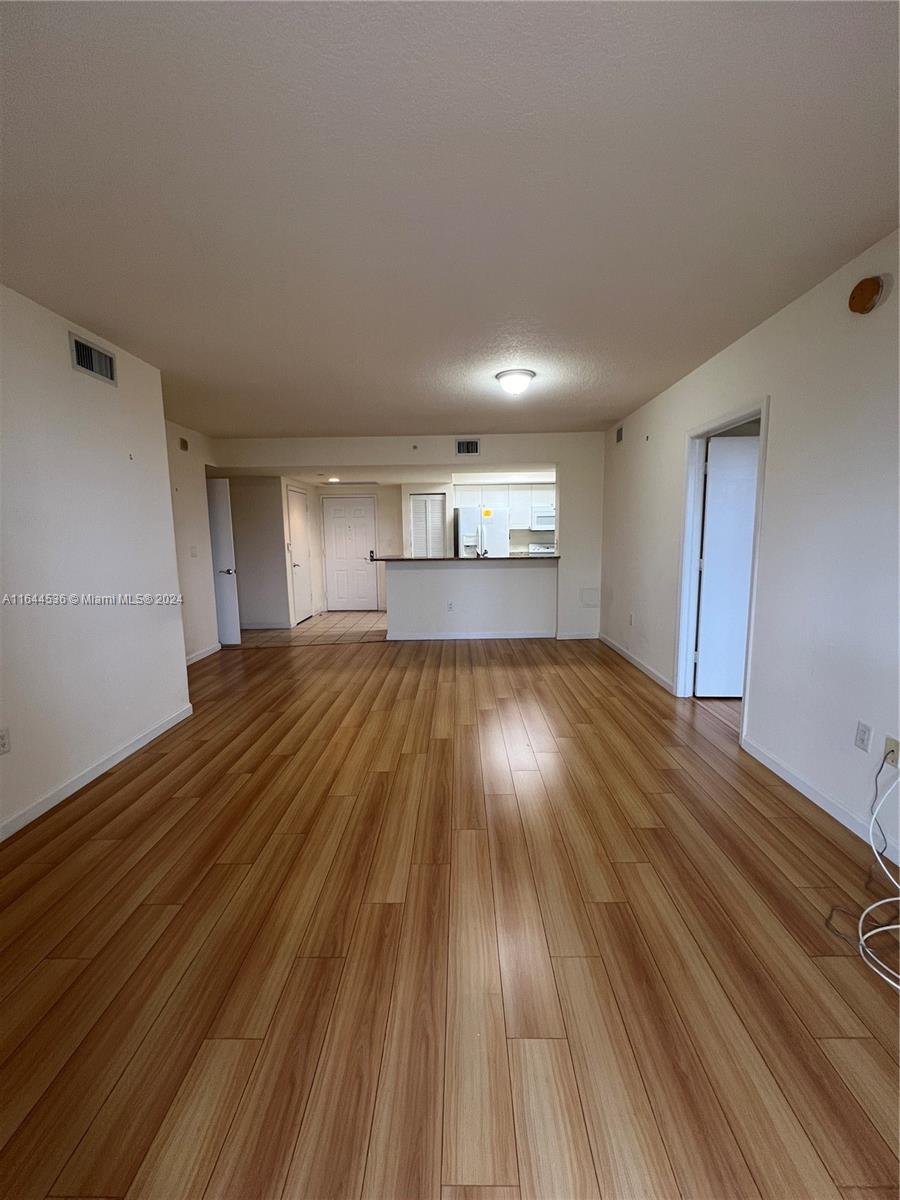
[509,484,532,529]
[455,485,482,508]
[481,485,509,511]
[454,482,557,524]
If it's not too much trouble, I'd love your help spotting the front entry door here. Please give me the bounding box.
[322,495,378,610]
[287,487,313,624]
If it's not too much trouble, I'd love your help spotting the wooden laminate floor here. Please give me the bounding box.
[0,638,897,1200]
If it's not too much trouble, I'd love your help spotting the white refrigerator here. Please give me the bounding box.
[480,506,510,557]
[456,506,510,557]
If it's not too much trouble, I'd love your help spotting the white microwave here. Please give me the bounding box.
[530,505,556,531]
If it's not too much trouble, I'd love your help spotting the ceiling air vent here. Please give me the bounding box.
[69,333,116,384]
[455,438,480,457]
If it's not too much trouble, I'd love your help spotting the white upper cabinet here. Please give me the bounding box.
[481,485,509,511]
[509,484,532,529]
[455,484,482,508]
[454,481,557,525]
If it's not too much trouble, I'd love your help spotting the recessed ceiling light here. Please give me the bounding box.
[495,369,536,396]
[328,476,340,483]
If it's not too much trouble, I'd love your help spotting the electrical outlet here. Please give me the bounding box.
[854,721,872,753]
[0,728,9,755]
[447,600,454,612]
[884,736,899,766]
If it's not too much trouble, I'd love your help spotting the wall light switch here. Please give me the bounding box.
[854,721,872,753]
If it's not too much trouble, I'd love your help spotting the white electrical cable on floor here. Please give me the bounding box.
[857,754,899,992]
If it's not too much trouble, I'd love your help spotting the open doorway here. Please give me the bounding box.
[675,403,768,737]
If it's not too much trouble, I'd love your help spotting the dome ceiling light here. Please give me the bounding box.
[495,369,536,397]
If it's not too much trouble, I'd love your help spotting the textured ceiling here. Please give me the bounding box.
[2,2,897,437]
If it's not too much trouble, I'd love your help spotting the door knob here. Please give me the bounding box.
[292,562,301,568]
[218,568,235,575]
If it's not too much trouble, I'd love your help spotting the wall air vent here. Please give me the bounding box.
[455,438,480,457]
[616,426,623,443]
[178,437,189,452]
[69,333,116,384]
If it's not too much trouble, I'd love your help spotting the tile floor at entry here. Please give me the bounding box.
[240,609,387,647]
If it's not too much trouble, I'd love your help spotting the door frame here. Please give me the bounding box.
[320,493,380,611]
[674,397,770,741]
[285,485,314,625]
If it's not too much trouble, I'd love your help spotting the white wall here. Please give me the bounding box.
[386,559,558,639]
[211,433,605,637]
[165,421,220,663]
[229,476,293,628]
[602,231,899,849]
[0,287,191,838]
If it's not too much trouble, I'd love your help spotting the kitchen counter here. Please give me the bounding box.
[373,553,560,562]
[382,556,558,639]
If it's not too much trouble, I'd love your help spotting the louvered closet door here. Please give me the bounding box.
[410,493,446,557]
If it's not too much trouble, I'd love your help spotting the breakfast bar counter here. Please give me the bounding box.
[376,555,559,639]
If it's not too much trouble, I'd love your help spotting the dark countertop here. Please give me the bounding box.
[374,554,560,562]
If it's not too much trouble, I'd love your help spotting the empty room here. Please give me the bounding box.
[1,3,898,1199]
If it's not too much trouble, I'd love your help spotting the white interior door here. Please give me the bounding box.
[206,478,241,645]
[694,436,760,697]
[287,487,313,624]
[323,496,378,610]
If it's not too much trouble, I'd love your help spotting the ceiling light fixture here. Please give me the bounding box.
[495,369,536,396]
[327,476,340,483]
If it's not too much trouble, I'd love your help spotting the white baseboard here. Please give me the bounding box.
[599,636,676,694]
[0,704,194,842]
[741,737,899,865]
[186,643,220,665]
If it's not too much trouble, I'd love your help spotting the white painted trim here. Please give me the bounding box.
[599,636,676,694]
[741,736,899,864]
[186,642,221,665]
[0,704,194,842]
